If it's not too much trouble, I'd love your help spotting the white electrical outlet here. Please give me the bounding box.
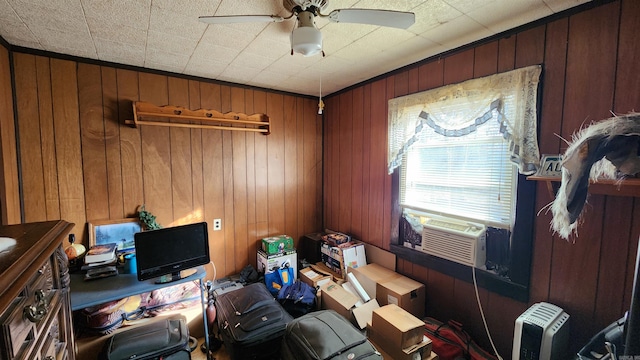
[213,219,222,231]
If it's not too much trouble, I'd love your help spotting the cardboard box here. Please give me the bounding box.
[368,325,432,360]
[348,263,400,300]
[257,249,297,280]
[311,262,345,284]
[352,299,380,330]
[377,275,425,318]
[363,243,396,271]
[320,241,367,276]
[299,267,332,288]
[320,281,359,321]
[372,304,425,349]
[261,235,294,255]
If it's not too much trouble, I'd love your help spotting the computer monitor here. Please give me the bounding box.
[134,222,210,284]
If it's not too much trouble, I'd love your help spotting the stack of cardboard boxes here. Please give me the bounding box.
[298,232,439,358]
[349,263,426,319]
[257,235,298,294]
[313,258,433,347]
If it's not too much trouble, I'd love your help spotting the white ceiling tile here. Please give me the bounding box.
[7,0,83,14]
[80,0,151,30]
[5,36,42,50]
[184,57,226,78]
[217,63,261,84]
[0,0,19,22]
[543,0,591,13]
[28,24,93,50]
[420,14,492,48]
[359,27,416,51]
[200,24,257,50]
[215,0,286,17]
[145,47,190,68]
[12,3,87,33]
[144,60,186,74]
[322,0,360,12]
[152,0,222,17]
[147,30,198,55]
[250,70,293,89]
[94,37,145,63]
[262,59,306,77]
[86,17,147,46]
[409,0,463,34]
[149,6,208,40]
[191,42,240,64]
[46,44,97,59]
[0,17,39,46]
[442,0,498,13]
[466,0,552,33]
[0,0,593,96]
[231,51,273,71]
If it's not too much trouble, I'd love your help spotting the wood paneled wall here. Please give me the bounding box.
[9,55,323,277]
[0,44,20,225]
[324,0,640,356]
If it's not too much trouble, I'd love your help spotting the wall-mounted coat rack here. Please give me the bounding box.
[125,101,270,135]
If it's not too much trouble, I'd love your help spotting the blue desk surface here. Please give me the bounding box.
[69,266,206,311]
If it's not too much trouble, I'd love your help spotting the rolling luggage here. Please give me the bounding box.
[99,315,192,360]
[215,282,293,360]
[281,310,382,360]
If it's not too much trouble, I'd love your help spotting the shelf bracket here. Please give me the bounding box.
[125,101,270,135]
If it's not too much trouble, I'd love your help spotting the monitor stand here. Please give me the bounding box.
[154,268,198,284]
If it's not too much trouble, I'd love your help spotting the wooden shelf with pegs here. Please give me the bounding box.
[125,101,270,134]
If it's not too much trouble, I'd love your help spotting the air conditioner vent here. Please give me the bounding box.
[421,217,486,267]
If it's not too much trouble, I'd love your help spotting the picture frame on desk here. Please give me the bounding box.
[88,218,142,253]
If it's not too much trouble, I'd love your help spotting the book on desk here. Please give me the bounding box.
[85,243,118,264]
[83,243,119,280]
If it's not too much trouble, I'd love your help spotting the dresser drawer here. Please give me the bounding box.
[0,296,36,359]
[0,221,75,360]
[38,297,63,360]
[0,257,60,359]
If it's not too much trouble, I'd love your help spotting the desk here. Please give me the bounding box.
[70,266,210,357]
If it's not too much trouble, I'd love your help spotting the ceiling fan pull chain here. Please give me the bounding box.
[318,56,324,115]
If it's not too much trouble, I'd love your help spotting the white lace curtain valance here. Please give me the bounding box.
[387,65,542,175]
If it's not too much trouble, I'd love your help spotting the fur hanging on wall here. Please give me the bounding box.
[551,113,640,240]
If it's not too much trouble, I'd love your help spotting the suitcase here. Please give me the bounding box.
[215,282,293,360]
[281,310,382,360]
[99,315,192,360]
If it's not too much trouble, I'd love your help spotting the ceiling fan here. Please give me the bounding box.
[198,0,416,57]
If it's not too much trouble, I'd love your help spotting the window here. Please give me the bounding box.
[400,104,516,229]
[387,66,542,300]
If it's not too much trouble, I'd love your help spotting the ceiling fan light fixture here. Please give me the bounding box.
[291,25,322,57]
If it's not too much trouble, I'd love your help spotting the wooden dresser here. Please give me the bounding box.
[0,220,75,360]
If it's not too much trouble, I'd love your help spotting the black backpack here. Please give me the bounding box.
[276,279,317,318]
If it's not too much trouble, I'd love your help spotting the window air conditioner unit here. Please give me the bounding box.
[421,217,486,267]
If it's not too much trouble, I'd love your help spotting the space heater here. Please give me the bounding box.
[513,302,570,360]
[421,217,486,267]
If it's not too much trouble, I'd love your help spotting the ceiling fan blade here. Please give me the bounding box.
[198,15,284,24]
[325,9,415,29]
